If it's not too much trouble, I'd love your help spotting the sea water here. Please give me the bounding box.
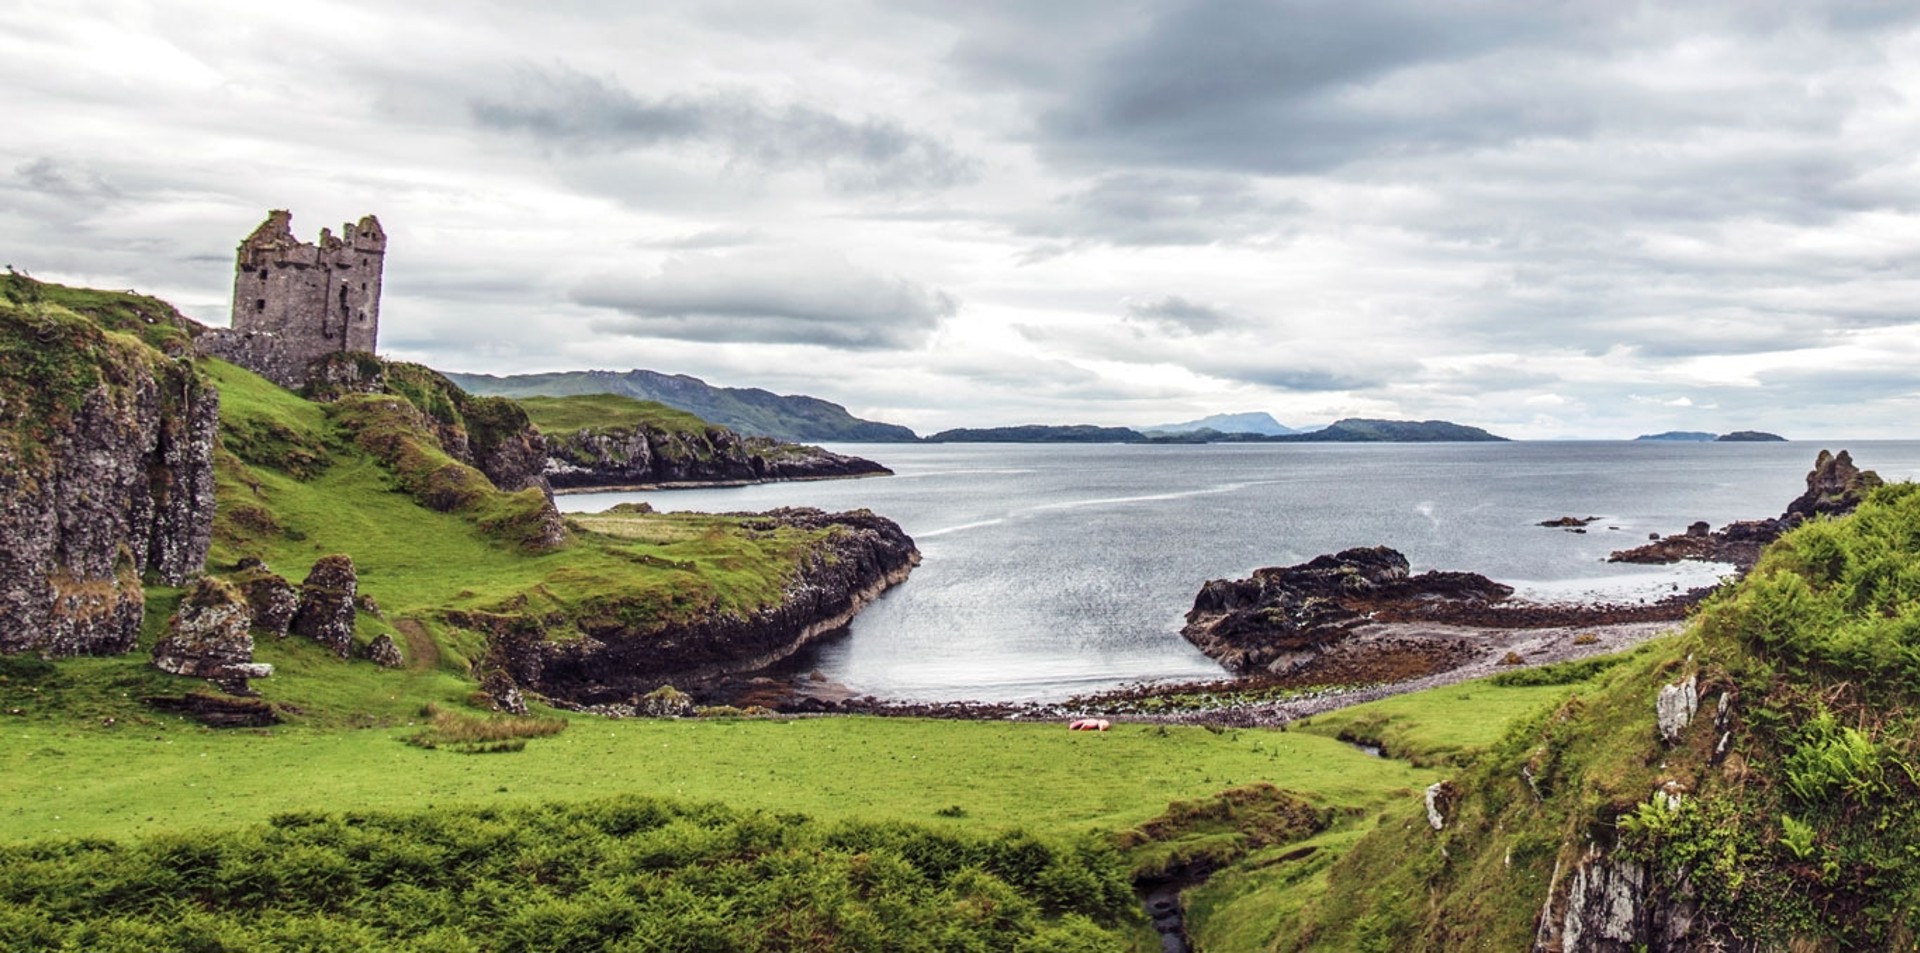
[559,442,1920,702]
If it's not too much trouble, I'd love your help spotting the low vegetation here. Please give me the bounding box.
[0,796,1138,952]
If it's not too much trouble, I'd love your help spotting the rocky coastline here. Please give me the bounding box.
[542,422,891,492]
[1606,448,1880,570]
[492,507,920,710]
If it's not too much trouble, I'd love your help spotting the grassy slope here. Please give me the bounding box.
[517,393,714,434]
[1207,482,1920,951]
[206,359,822,690]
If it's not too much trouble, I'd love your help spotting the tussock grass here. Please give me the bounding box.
[404,703,567,753]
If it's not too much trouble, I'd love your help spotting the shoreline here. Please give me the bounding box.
[551,470,892,496]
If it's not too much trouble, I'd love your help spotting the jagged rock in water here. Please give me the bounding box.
[1609,449,1882,570]
[1181,546,1513,675]
[151,577,273,683]
[1783,449,1881,524]
[0,315,217,657]
[230,560,298,636]
[1656,674,1698,745]
[291,554,358,657]
[366,633,403,668]
[638,684,696,718]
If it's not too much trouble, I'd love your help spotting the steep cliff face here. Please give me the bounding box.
[542,424,890,490]
[0,284,217,656]
[479,508,918,705]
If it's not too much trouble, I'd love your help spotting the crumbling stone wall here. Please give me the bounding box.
[197,210,384,389]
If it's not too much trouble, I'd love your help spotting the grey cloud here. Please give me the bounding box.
[470,66,978,192]
[1124,295,1235,335]
[572,250,956,350]
[16,158,120,202]
[1016,172,1305,247]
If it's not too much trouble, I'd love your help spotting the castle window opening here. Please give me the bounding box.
[257,269,268,280]
[254,299,266,311]
[338,285,349,316]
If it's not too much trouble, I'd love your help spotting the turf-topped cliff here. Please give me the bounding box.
[204,356,917,709]
[519,393,891,490]
[0,277,917,715]
[447,367,919,443]
[1186,478,1920,950]
[0,274,216,656]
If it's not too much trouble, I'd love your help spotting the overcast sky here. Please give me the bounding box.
[6,1,1920,438]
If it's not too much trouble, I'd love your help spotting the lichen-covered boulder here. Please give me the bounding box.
[291,554,357,657]
[230,559,298,636]
[1656,674,1698,745]
[638,684,696,718]
[366,633,403,668]
[480,669,526,715]
[152,577,273,682]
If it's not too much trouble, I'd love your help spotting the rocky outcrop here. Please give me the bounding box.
[1782,448,1880,523]
[0,306,217,657]
[291,554,358,657]
[1537,846,1755,952]
[486,508,919,706]
[542,424,890,491]
[1181,547,1513,675]
[151,577,273,685]
[1655,674,1698,745]
[1609,449,1881,570]
[230,559,298,636]
[365,633,403,668]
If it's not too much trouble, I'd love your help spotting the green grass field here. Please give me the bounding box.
[516,393,714,434]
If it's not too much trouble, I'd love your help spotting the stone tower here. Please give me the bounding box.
[200,210,386,388]
[232,209,384,352]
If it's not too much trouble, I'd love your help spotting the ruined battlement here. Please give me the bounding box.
[198,210,385,389]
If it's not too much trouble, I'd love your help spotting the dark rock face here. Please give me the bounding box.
[291,554,358,657]
[490,508,919,706]
[365,633,403,668]
[1609,449,1882,570]
[151,577,273,683]
[0,333,217,657]
[230,560,298,636]
[1182,547,1514,675]
[543,424,890,490]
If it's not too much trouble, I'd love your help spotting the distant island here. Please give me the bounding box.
[1144,411,1300,436]
[1635,430,1787,442]
[924,417,1507,443]
[1265,418,1508,442]
[1636,431,1719,442]
[446,368,919,443]
[923,424,1146,443]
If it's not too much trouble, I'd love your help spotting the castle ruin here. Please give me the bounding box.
[197,210,385,388]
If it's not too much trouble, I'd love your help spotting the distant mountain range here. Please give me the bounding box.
[1144,412,1301,436]
[1636,430,1786,442]
[445,369,919,443]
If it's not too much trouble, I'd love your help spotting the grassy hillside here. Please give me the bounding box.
[204,358,838,680]
[448,368,919,442]
[517,393,714,434]
[1192,482,1920,951]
